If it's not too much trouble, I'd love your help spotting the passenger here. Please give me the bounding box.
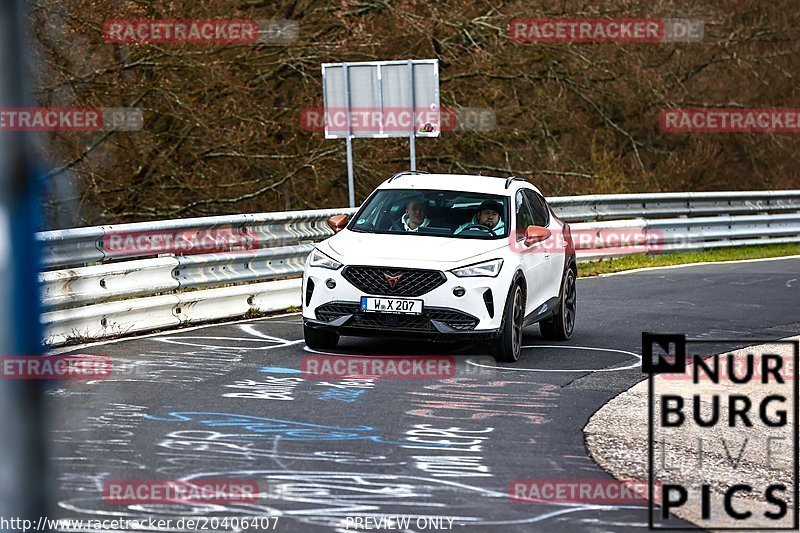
[402,197,431,232]
[455,200,505,235]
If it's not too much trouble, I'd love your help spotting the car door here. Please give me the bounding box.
[525,189,566,299]
[514,190,549,314]
[524,189,564,301]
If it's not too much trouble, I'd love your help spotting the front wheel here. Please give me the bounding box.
[540,268,576,341]
[304,325,339,350]
[489,282,524,362]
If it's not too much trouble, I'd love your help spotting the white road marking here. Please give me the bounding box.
[305,344,641,373]
[238,323,301,343]
[154,336,303,350]
[467,345,641,373]
[581,253,800,279]
[46,312,302,355]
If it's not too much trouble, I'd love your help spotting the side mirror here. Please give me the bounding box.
[524,225,551,246]
[327,214,349,233]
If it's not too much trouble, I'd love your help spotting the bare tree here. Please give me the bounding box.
[28,0,800,227]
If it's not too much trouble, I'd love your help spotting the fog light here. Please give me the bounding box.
[453,286,465,297]
[325,278,336,289]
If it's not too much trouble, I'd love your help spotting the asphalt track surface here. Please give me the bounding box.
[48,257,800,532]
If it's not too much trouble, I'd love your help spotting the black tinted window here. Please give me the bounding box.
[351,189,510,239]
[523,189,549,226]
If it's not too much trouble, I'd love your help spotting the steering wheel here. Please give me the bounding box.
[459,223,497,237]
[389,218,404,231]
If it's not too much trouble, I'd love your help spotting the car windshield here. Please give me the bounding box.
[350,188,510,239]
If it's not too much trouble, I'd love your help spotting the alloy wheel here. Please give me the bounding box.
[511,286,523,359]
[563,272,576,335]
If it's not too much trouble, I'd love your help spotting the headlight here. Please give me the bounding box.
[308,248,342,270]
[451,258,503,278]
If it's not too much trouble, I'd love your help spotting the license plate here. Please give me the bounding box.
[360,296,423,315]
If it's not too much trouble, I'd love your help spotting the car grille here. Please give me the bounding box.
[342,266,446,297]
[315,302,478,332]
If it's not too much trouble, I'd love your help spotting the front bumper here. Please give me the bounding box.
[303,262,513,336]
[303,311,501,342]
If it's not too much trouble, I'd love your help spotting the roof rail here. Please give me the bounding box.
[505,176,527,189]
[388,170,430,183]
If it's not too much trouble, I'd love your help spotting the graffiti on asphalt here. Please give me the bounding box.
[223,376,304,400]
[226,368,374,403]
[58,469,637,529]
[402,424,494,478]
[144,412,448,447]
[406,379,560,424]
[317,388,367,403]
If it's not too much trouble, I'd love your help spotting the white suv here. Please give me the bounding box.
[302,172,577,362]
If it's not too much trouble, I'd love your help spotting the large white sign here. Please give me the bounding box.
[322,59,440,139]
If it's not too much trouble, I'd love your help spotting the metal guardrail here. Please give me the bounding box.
[39,191,800,270]
[37,208,356,270]
[40,190,800,347]
[549,190,800,222]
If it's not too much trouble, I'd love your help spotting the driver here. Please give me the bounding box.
[455,200,505,235]
[402,197,431,232]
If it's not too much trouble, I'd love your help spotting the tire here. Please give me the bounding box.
[540,268,576,341]
[489,282,525,363]
[304,324,339,350]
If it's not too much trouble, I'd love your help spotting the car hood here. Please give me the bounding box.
[324,230,506,267]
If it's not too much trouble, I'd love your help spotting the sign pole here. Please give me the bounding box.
[345,136,355,208]
[342,63,355,208]
[407,60,416,171]
[409,135,416,171]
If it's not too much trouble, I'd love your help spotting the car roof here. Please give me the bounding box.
[378,173,543,196]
